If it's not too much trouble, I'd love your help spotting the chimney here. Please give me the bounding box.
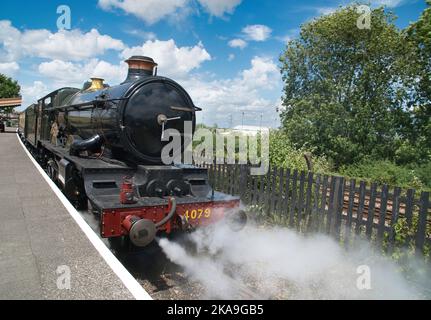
[123,56,158,83]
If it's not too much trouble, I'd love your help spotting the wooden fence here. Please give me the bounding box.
[202,164,431,258]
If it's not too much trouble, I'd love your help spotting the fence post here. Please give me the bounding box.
[376,184,389,249]
[209,164,214,188]
[258,170,266,209]
[344,179,356,249]
[355,181,366,237]
[388,187,401,254]
[305,172,314,217]
[326,176,336,235]
[309,174,321,232]
[334,177,345,241]
[319,175,329,233]
[276,168,285,217]
[216,163,221,191]
[405,189,415,227]
[266,167,276,214]
[252,172,259,205]
[288,170,298,228]
[239,165,247,201]
[282,169,291,222]
[221,164,227,192]
[296,171,306,230]
[416,192,430,257]
[270,167,279,215]
[366,183,378,241]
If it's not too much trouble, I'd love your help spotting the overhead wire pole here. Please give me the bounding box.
[240,109,268,129]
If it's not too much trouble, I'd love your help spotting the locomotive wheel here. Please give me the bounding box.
[74,195,88,210]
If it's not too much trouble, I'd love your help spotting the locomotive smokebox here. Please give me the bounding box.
[61,54,196,164]
[123,56,158,83]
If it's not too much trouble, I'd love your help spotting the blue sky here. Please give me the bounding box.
[0,0,427,127]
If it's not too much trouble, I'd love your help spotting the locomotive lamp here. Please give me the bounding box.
[120,177,136,205]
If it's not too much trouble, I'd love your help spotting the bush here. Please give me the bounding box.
[415,161,431,189]
[269,130,333,173]
[339,159,430,191]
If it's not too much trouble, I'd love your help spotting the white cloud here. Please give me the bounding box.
[0,20,125,62]
[181,56,281,127]
[276,35,292,44]
[98,0,189,25]
[0,62,19,75]
[370,0,404,8]
[38,59,128,87]
[314,1,404,16]
[35,38,210,87]
[98,0,242,24]
[21,59,127,107]
[228,38,247,49]
[242,24,272,42]
[275,29,299,44]
[20,81,49,110]
[196,0,242,17]
[121,39,211,78]
[125,29,157,41]
[228,54,235,62]
[241,56,279,89]
[315,7,339,15]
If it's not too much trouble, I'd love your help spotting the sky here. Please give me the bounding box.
[0,0,427,128]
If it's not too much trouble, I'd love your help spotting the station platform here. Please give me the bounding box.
[0,128,146,300]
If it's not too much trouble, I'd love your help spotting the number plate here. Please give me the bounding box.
[184,208,212,220]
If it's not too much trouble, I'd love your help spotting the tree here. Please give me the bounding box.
[279,6,419,167]
[405,0,431,163]
[0,73,21,114]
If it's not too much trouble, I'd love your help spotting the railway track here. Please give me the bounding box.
[338,190,431,226]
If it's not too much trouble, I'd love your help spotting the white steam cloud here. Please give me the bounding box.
[158,221,427,300]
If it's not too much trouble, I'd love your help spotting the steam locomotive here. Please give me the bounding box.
[18,56,246,249]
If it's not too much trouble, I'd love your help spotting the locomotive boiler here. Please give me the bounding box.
[19,56,246,249]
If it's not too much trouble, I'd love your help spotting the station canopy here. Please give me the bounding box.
[0,97,22,108]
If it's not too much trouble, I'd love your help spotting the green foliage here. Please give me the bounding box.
[0,74,20,114]
[269,130,332,173]
[0,73,20,98]
[415,161,431,189]
[391,213,431,262]
[279,5,423,168]
[339,159,431,191]
[405,0,431,159]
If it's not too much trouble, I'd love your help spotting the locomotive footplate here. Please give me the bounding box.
[99,196,241,239]
[81,165,242,241]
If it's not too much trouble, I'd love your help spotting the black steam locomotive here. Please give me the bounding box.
[19,56,246,248]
